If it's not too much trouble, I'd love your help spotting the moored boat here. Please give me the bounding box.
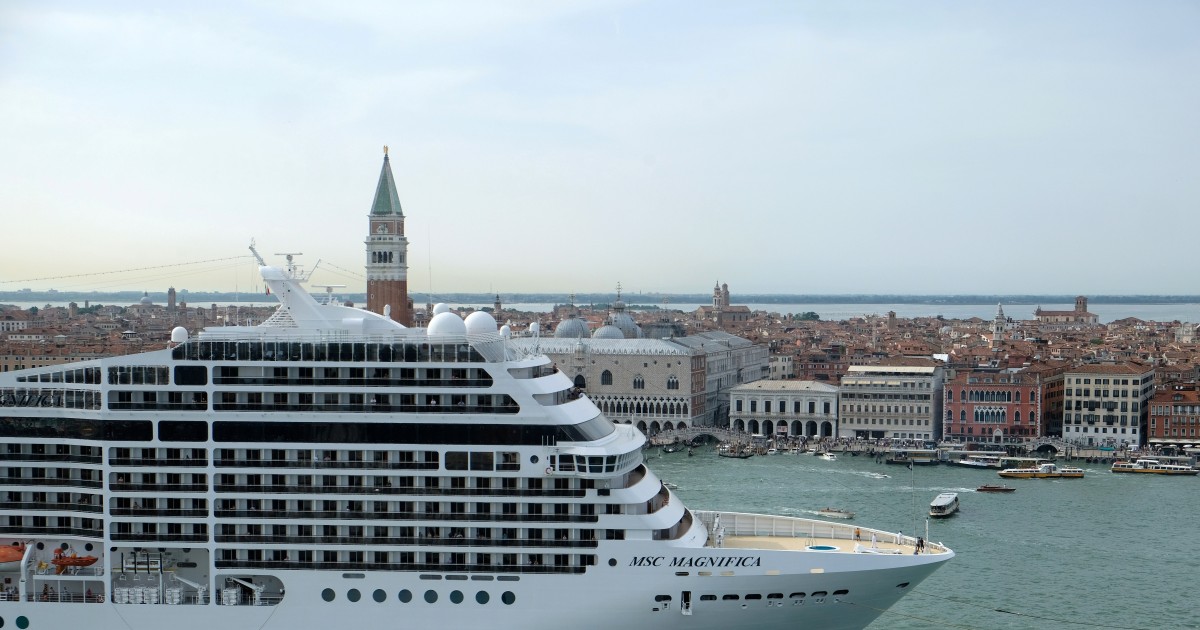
[976,484,1016,493]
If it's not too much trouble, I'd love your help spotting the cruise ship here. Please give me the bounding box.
[0,157,952,630]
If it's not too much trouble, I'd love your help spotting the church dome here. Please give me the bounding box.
[554,316,590,339]
[140,292,153,306]
[610,312,642,339]
[592,324,624,339]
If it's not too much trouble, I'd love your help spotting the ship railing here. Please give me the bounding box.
[214,534,600,548]
[211,376,495,388]
[109,457,209,468]
[0,525,102,538]
[212,509,599,523]
[216,460,434,470]
[694,510,951,554]
[110,508,209,518]
[211,402,520,414]
[109,533,210,543]
[110,483,208,493]
[2,501,103,514]
[0,478,102,489]
[0,453,103,465]
[211,484,586,498]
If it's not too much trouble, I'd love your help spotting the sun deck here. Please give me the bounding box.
[695,510,950,555]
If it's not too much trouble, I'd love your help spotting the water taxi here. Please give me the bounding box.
[1110,458,1198,476]
[998,463,1085,479]
[976,484,1016,493]
[929,493,959,518]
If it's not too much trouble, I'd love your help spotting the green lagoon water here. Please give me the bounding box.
[647,448,1196,630]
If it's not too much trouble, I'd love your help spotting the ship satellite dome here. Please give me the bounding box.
[464,311,498,335]
[428,311,467,337]
[529,322,540,334]
[499,324,512,338]
[170,327,188,343]
[432,303,451,315]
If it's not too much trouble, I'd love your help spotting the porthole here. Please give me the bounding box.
[476,591,490,604]
[373,589,386,603]
[0,616,5,628]
[321,588,335,602]
[85,543,94,552]
[347,588,361,602]
[424,590,438,603]
[16,617,28,630]
[530,455,539,464]
[450,590,464,604]
[399,589,412,603]
[501,591,516,605]
[608,558,617,567]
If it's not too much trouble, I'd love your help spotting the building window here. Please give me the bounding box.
[632,376,645,390]
[601,370,612,386]
[666,375,678,390]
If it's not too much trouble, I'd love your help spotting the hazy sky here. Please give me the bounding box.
[2,1,1197,296]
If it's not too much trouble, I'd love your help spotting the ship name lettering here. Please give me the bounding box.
[667,556,761,568]
[629,556,664,567]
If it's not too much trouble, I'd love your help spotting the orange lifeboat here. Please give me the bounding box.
[0,544,26,571]
[52,549,98,574]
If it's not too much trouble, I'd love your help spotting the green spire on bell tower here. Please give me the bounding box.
[370,145,403,216]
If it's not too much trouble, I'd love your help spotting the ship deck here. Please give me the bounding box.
[697,510,951,556]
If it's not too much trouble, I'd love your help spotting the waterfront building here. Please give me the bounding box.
[837,358,943,441]
[1059,361,1155,446]
[1147,383,1200,447]
[767,354,794,380]
[671,331,770,426]
[1035,296,1100,326]
[693,281,751,326]
[942,368,1043,443]
[364,147,412,325]
[729,380,838,438]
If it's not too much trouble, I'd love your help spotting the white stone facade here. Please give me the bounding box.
[729,380,838,438]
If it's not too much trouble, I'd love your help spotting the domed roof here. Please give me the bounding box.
[432,303,451,316]
[610,312,642,339]
[428,312,466,336]
[554,316,590,339]
[529,322,541,335]
[592,324,624,339]
[140,292,153,305]
[464,311,498,335]
[499,324,512,338]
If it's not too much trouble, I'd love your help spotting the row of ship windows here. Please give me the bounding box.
[0,416,614,446]
[172,340,489,364]
[657,589,850,602]
[322,588,516,606]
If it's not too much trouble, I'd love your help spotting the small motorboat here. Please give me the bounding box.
[817,507,855,519]
[976,484,1016,493]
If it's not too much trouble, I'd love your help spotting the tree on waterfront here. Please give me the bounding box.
[795,312,820,321]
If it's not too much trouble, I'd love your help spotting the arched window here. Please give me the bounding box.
[1014,410,1021,423]
[960,409,966,422]
[1015,391,1021,403]
[666,375,679,390]
[960,389,966,402]
[632,375,645,390]
[601,370,613,386]
[947,389,954,402]
[573,375,586,389]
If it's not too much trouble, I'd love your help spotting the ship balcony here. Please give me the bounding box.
[210,402,519,414]
[109,457,209,468]
[0,477,102,489]
[213,509,599,523]
[0,501,103,514]
[214,459,439,470]
[110,508,210,518]
[213,533,599,549]
[0,524,102,538]
[110,482,208,493]
[109,532,210,543]
[211,483,586,498]
[0,453,102,465]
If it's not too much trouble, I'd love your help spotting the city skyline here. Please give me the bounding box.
[2,1,1198,295]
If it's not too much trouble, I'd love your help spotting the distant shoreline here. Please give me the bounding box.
[3,291,1200,307]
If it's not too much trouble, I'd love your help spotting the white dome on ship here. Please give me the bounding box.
[464,311,498,335]
[432,303,451,315]
[499,324,512,338]
[428,311,466,336]
[170,327,188,343]
[529,322,541,335]
[593,324,624,339]
[554,316,590,339]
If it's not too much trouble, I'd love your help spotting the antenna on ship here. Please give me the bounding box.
[312,284,346,306]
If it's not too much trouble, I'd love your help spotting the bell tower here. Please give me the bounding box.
[365,146,412,325]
